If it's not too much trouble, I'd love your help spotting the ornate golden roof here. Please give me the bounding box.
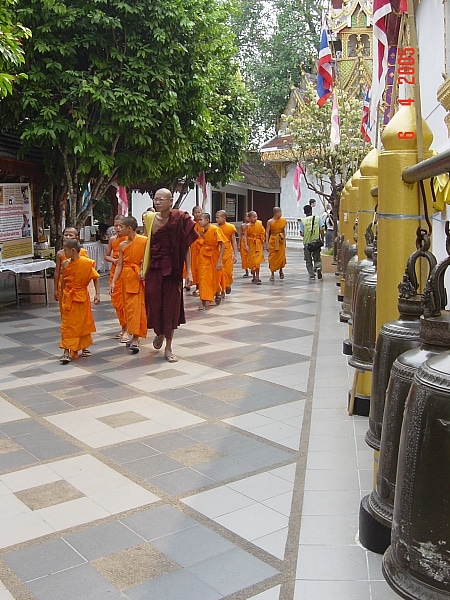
[329,0,373,33]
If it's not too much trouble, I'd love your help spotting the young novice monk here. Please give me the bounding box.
[54,227,88,304]
[216,210,238,297]
[244,211,265,285]
[265,207,287,281]
[59,239,100,364]
[110,216,147,353]
[197,213,226,311]
[239,215,250,277]
[105,215,128,342]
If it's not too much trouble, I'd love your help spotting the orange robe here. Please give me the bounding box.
[121,234,147,338]
[240,223,249,270]
[198,225,227,302]
[218,221,237,289]
[57,247,88,314]
[182,221,202,285]
[109,235,127,328]
[247,220,265,271]
[60,256,99,352]
[268,217,287,272]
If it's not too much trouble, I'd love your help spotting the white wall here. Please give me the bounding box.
[417,0,448,152]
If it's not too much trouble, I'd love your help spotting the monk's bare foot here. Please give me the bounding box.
[269,274,275,282]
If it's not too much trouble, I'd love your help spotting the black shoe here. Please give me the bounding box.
[317,268,323,280]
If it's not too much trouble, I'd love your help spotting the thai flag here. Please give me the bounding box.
[317,23,333,107]
[370,0,392,142]
[361,88,371,143]
[330,90,340,148]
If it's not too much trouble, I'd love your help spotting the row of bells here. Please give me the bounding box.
[337,235,450,600]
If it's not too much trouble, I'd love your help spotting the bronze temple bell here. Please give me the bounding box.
[383,263,450,598]
[362,254,450,556]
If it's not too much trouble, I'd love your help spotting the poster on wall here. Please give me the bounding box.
[225,194,237,220]
[0,183,33,261]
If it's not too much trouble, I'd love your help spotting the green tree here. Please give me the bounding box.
[1,0,252,242]
[0,0,31,97]
[231,0,321,141]
[286,80,370,211]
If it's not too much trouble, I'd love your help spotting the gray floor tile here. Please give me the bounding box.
[153,388,201,402]
[0,449,39,473]
[101,442,160,465]
[3,538,86,582]
[174,394,244,418]
[143,432,199,453]
[17,429,79,460]
[187,547,279,596]
[126,568,221,600]
[64,521,144,561]
[296,545,369,580]
[294,580,370,600]
[25,563,124,600]
[123,454,182,479]
[121,506,198,541]
[151,524,235,567]
[370,580,402,599]
[183,423,235,442]
[150,467,215,495]
[0,419,43,438]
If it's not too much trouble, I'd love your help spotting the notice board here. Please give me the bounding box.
[0,183,33,261]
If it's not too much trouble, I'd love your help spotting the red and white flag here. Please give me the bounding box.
[361,87,371,142]
[330,90,340,148]
[116,186,128,216]
[293,163,304,204]
[195,172,208,208]
[317,21,333,107]
[370,0,392,143]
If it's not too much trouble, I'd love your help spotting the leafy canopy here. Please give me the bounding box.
[0,0,31,97]
[1,0,253,229]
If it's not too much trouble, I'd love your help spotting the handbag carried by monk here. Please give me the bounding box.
[305,216,323,252]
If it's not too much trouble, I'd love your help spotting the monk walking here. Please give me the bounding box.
[54,227,88,305]
[185,206,203,294]
[197,213,226,311]
[239,215,250,277]
[110,216,147,353]
[216,210,238,297]
[266,207,287,281]
[59,239,100,364]
[244,211,265,285]
[104,215,128,341]
[142,188,198,362]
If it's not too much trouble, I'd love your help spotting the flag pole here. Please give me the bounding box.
[406,0,424,162]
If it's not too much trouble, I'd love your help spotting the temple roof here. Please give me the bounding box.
[237,155,280,191]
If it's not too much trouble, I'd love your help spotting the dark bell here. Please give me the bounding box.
[383,350,450,599]
[366,243,436,451]
[360,254,450,555]
[348,271,377,372]
[340,255,358,323]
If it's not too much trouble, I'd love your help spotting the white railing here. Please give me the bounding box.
[286,218,302,239]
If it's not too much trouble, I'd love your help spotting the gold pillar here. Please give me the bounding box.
[376,106,434,333]
[358,150,379,261]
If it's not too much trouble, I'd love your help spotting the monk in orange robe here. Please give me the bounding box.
[105,215,128,342]
[244,211,265,285]
[216,210,238,297]
[265,207,287,281]
[54,227,89,307]
[59,239,100,364]
[183,206,203,294]
[239,215,250,277]
[197,213,226,311]
[110,216,147,353]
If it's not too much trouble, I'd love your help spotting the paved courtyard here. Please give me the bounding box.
[0,249,398,600]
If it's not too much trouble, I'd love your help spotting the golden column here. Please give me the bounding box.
[377,106,433,333]
[358,150,379,261]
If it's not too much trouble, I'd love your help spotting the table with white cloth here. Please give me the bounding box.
[83,242,111,272]
[0,259,56,307]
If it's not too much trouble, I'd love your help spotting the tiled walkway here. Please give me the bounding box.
[0,250,399,599]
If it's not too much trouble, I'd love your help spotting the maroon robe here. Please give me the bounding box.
[145,210,198,338]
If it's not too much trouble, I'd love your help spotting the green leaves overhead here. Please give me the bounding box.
[0,0,31,97]
[1,0,252,228]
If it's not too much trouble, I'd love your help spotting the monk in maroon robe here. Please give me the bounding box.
[143,189,198,362]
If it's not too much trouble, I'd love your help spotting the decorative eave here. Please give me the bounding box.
[329,0,373,33]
